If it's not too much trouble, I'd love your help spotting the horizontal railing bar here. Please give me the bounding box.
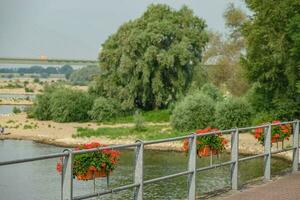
[270,121,298,126]
[238,124,269,131]
[272,147,294,154]
[143,170,192,185]
[0,152,69,166]
[73,183,140,200]
[196,161,234,172]
[72,143,139,155]
[238,153,266,162]
[144,135,193,145]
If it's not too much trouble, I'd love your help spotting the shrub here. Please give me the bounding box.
[50,88,93,122]
[251,112,275,126]
[12,107,22,114]
[200,83,223,102]
[30,93,52,120]
[171,93,215,131]
[214,98,253,129]
[133,110,146,131]
[25,87,34,93]
[88,97,121,122]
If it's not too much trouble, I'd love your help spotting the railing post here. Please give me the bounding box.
[187,134,197,200]
[293,120,299,172]
[230,129,239,190]
[264,124,271,181]
[59,149,73,200]
[61,150,70,200]
[134,141,144,200]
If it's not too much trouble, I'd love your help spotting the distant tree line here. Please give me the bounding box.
[0,65,74,78]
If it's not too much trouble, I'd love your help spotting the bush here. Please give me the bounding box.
[171,93,215,131]
[88,97,121,122]
[30,84,93,122]
[214,98,253,129]
[25,87,34,93]
[50,88,93,122]
[12,107,22,114]
[30,84,58,120]
[251,112,276,126]
[200,83,223,102]
[133,110,146,131]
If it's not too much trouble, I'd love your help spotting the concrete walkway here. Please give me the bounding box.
[218,172,300,200]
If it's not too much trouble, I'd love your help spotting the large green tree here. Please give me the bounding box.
[90,4,208,110]
[242,0,300,119]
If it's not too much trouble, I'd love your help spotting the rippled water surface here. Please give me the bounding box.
[0,140,292,200]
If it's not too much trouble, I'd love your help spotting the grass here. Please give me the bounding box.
[73,125,185,140]
[100,109,171,124]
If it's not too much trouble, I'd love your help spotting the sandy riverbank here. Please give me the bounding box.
[0,99,33,105]
[0,113,297,161]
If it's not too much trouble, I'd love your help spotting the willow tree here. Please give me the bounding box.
[90,4,208,110]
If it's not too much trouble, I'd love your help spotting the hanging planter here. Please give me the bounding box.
[76,166,110,181]
[197,145,218,157]
[253,120,292,146]
[182,127,228,158]
[56,142,120,181]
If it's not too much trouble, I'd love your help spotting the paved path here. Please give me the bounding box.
[218,172,300,200]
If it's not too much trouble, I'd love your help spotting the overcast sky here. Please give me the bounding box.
[0,0,247,60]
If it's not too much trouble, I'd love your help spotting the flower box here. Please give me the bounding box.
[197,145,218,157]
[76,167,110,180]
[56,142,120,181]
[182,127,228,158]
[253,120,292,145]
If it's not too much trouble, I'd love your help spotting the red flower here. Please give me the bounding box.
[282,129,289,133]
[56,162,62,173]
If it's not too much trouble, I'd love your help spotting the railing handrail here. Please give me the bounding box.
[0,120,299,200]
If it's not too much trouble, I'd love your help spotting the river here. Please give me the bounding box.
[0,93,33,115]
[0,105,29,115]
[0,140,292,200]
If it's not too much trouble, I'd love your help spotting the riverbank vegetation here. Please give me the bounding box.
[24,2,300,140]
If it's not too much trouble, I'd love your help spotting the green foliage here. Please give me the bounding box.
[133,110,146,131]
[88,97,121,122]
[214,98,253,129]
[49,88,93,122]
[12,107,21,114]
[203,3,249,96]
[33,78,40,83]
[70,65,101,85]
[242,0,300,118]
[58,65,74,79]
[100,109,170,124]
[90,4,208,110]
[25,87,34,93]
[30,84,59,120]
[74,125,183,140]
[171,93,215,131]
[251,112,276,126]
[30,84,93,122]
[200,83,223,102]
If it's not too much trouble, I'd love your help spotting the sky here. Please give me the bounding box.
[0,0,248,60]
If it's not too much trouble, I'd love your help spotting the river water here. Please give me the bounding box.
[0,140,292,200]
[0,105,29,115]
[0,93,33,115]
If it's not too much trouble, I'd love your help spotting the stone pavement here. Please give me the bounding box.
[218,172,300,200]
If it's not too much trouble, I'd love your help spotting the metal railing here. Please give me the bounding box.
[0,120,299,200]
